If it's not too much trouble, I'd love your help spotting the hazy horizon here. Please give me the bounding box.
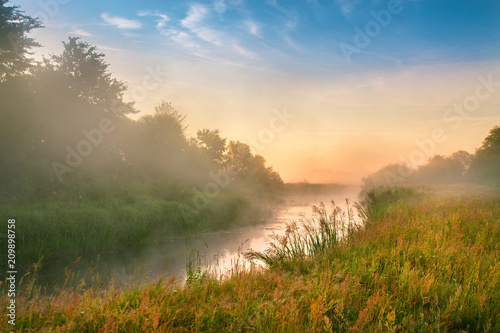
[13,0,500,183]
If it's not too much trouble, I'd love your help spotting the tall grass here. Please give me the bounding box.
[0,181,266,273]
[245,199,359,271]
[2,185,499,332]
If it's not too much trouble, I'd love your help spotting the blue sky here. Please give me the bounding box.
[12,0,500,182]
[18,0,500,70]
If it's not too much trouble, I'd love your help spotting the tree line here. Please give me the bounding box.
[363,126,500,189]
[0,1,283,205]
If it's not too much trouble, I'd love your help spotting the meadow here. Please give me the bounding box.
[2,184,499,332]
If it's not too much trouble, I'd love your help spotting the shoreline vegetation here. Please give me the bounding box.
[0,182,356,276]
[2,184,499,332]
[0,179,280,273]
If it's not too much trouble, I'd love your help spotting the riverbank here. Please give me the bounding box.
[9,186,358,292]
[0,179,278,273]
[2,185,500,332]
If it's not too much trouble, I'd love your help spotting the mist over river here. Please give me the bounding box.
[36,185,360,290]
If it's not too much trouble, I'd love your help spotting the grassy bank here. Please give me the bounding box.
[0,179,271,271]
[2,185,500,332]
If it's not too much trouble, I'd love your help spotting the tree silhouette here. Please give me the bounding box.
[415,151,472,184]
[197,129,226,165]
[0,0,41,81]
[470,125,500,183]
[45,37,135,114]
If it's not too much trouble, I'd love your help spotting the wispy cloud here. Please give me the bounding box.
[213,0,244,14]
[244,20,261,37]
[68,29,93,37]
[95,44,129,53]
[213,0,228,14]
[230,43,256,58]
[169,29,201,49]
[173,4,257,60]
[181,4,224,46]
[101,13,141,29]
[137,10,169,32]
[263,0,299,47]
[335,0,360,18]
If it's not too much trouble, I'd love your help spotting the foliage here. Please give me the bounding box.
[415,150,472,184]
[196,128,226,165]
[361,162,415,189]
[0,0,42,80]
[40,37,136,115]
[223,140,284,190]
[470,125,500,184]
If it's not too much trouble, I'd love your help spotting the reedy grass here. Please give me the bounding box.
[245,199,360,271]
[2,185,500,332]
[0,183,265,272]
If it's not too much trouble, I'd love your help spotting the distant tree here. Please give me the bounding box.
[224,140,253,176]
[43,37,135,114]
[139,101,187,148]
[130,101,190,177]
[470,125,500,183]
[223,140,283,190]
[0,0,41,80]
[451,150,473,171]
[249,154,283,189]
[361,163,415,190]
[196,129,226,165]
[415,152,471,184]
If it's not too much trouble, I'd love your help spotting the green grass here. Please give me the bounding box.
[0,180,268,271]
[2,185,500,332]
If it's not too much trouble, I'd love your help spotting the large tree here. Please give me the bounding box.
[0,0,41,81]
[43,37,136,115]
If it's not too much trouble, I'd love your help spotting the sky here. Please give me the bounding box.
[12,0,500,183]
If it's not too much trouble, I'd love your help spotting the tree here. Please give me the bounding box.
[224,140,253,176]
[45,37,135,114]
[414,152,471,184]
[223,140,283,190]
[0,0,41,80]
[477,125,500,154]
[470,125,500,183]
[361,163,415,190]
[450,150,473,171]
[139,101,187,148]
[196,129,226,165]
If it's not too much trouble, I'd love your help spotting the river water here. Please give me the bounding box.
[36,186,361,290]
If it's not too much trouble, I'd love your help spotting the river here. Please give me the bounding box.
[35,185,361,290]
